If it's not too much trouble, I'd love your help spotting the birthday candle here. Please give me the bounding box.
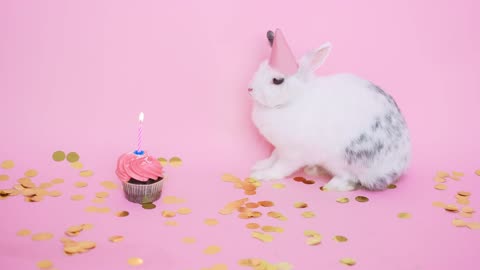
[136,112,144,155]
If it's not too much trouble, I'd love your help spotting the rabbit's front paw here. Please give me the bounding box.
[252,158,275,172]
[324,176,357,192]
[250,168,286,181]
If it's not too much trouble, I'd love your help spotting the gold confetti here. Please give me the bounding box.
[52,151,65,162]
[0,174,9,181]
[70,162,83,170]
[38,182,53,189]
[17,229,31,236]
[334,235,348,242]
[293,176,305,182]
[462,206,474,213]
[452,219,467,227]
[204,218,219,226]
[164,220,178,226]
[251,231,274,242]
[48,190,62,197]
[246,223,260,229]
[336,197,349,203]
[36,260,53,269]
[302,211,315,218]
[457,197,470,205]
[95,192,109,198]
[169,157,182,167]
[244,190,256,195]
[458,191,471,197]
[460,212,473,218]
[444,204,459,212]
[162,210,176,218]
[246,202,259,208]
[51,178,64,184]
[177,207,192,215]
[81,224,94,230]
[32,232,54,241]
[92,198,105,204]
[434,176,446,183]
[452,171,464,177]
[294,202,308,208]
[221,173,241,182]
[434,184,447,190]
[387,184,397,189]
[182,237,196,244]
[303,179,316,185]
[203,245,221,255]
[475,170,480,176]
[397,212,411,219]
[142,203,156,209]
[109,235,124,243]
[70,194,84,201]
[340,258,356,266]
[355,196,369,202]
[1,160,14,169]
[304,230,321,237]
[24,169,38,177]
[258,201,274,207]
[209,264,228,270]
[162,196,185,204]
[116,211,129,217]
[79,170,94,177]
[66,152,80,163]
[272,183,285,189]
[319,186,327,191]
[467,222,480,229]
[307,235,322,245]
[261,226,284,233]
[267,211,287,221]
[127,257,144,266]
[436,171,449,178]
[74,181,88,188]
[100,181,118,189]
[157,157,167,166]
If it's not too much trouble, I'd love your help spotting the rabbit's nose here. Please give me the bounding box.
[248,88,253,92]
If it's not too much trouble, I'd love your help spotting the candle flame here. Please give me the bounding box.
[139,112,144,122]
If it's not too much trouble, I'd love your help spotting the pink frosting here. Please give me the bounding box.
[115,151,164,182]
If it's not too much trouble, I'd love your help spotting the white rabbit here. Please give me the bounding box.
[248,29,411,191]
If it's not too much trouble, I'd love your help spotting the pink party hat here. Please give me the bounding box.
[268,29,298,75]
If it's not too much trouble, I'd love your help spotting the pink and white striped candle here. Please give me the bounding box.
[136,112,144,155]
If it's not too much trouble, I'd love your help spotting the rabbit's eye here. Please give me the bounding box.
[272,78,284,85]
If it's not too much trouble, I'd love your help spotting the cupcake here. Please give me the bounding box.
[115,150,164,203]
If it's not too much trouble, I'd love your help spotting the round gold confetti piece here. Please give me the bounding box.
[462,206,474,213]
[244,190,256,195]
[293,176,305,182]
[302,211,315,218]
[304,230,321,237]
[336,197,349,203]
[246,223,260,229]
[258,201,274,207]
[51,178,64,184]
[79,170,94,177]
[334,235,348,242]
[169,157,182,167]
[67,225,83,233]
[164,220,178,226]
[246,202,259,208]
[203,245,221,255]
[436,171,449,178]
[0,174,9,181]
[116,211,129,217]
[1,160,15,169]
[475,170,480,176]
[177,207,192,215]
[182,237,196,244]
[445,204,459,212]
[36,260,53,269]
[70,161,83,170]
[95,192,109,198]
[66,152,80,163]
[109,235,124,243]
[127,257,143,266]
[397,212,411,219]
[24,169,38,177]
[434,184,447,190]
[52,151,66,162]
[387,184,397,189]
[434,176,446,183]
[32,232,54,241]
[307,235,322,245]
[142,203,156,209]
[294,202,308,208]
[210,264,228,270]
[467,222,480,230]
[303,179,316,185]
[460,212,473,218]
[457,191,471,197]
[162,210,176,218]
[70,194,85,201]
[100,181,118,189]
[81,224,94,230]
[452,171,464,177]
[48,190,62,197]
[340,258,356,266]
[157,157,168,166]
[432,201,446,208]
[74,181,88,188]
[355,196,369,202]
[92,198,105,204]
[204,218,219,226]
[272,183,285,189]
[452,219,467,227]
[39,182,53,189]
[162,196,186,204]
[17,229,31,236]
[319,186,327,191]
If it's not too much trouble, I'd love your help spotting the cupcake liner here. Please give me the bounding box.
[122,179,163,204]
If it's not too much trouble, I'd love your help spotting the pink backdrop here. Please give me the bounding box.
[1,1,480,270]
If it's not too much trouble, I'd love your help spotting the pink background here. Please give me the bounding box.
[1,0,480,269]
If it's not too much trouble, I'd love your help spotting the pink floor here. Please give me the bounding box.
[1,1,480,270]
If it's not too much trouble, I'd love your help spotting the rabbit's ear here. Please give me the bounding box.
[299,42,332,73]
